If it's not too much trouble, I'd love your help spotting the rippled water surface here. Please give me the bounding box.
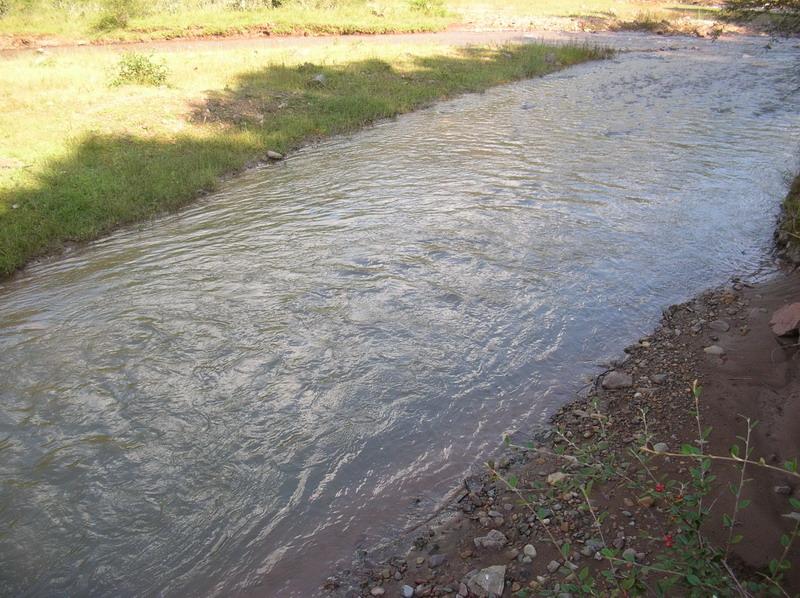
[1,35,799,597]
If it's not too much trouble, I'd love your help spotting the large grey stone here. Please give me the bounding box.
[464,565,506,598]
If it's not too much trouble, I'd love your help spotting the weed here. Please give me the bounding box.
[110,52,169,87]
[494,381,800,596]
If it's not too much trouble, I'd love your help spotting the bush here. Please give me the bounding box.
[408,0,446,17]
[111,53,169,87]
[93,0,146,31]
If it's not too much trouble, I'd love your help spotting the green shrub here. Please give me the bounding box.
[111,53,169,87]
[93,0,146,31]
[408,0,446,17]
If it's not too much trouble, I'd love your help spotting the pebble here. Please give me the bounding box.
[401,585,414,598]
[704,345,726,356]
[651,373,668,384]
[547,471,568,486]
[602,371,633,389]
[709,319,730,332]
[266,150,284,160]
[473,529,508,550]
[523,544,537,558]
[637,496,655,508]
[653,442,669,454]
[774,485,793,495]
[428,554,447,568]
[622,548,638,562]
[370,587,385,596]
[547,560,561,573]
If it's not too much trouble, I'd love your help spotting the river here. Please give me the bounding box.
[1,33,798,596]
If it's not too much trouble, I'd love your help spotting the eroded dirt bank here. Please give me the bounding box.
[331,270,800,597]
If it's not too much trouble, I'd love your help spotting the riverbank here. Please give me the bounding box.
[0,40,609,279]
[336,189,800,596]
[0,0,748,50]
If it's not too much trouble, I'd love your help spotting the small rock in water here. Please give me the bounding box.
[523,544,537,558]
[602,371,633,389]
[463,565,506,598]
[653,442,669,454]
[401,585,415,598]
[709,319,730,332]
[704,345,726,356]
[770,303,800,336]
[267,150,284,160]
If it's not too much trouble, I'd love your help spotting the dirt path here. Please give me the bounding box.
[0,29,592,57]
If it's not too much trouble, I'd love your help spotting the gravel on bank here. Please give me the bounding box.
[328,270,800,597]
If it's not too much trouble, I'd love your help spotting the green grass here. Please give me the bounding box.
[779,173,800,250]
[0,40,610,277]
[0,0,723,44]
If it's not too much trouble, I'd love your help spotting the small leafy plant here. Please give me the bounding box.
[111,53,169,87]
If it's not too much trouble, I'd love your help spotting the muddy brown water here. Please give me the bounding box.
[0,34,799,596]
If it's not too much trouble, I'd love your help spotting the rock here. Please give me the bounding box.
[370,587,385,596]
[474,529,508,550]
[774,485,793,496]
[637,495,655,508]
[311,73,327,85]
[458,582,468,597]
[463,565,506,598]
[546,560,561,573]
[770,303,800,336]
[428,554,447,568]
[622,548,638,562]
[653,442,669,454]
[523,544,537,558]
[651,373,668,385]
[402,585,415,598]
[602,371,633,389]
[581,538,604,557]
[704,345,726,356]
[709,319,730,332]
[267,150,284,160]
[547,471,568,486]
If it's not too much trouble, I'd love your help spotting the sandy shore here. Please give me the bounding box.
[329,261,800,596]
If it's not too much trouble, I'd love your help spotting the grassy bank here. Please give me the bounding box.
[777,172,800,259]
[0,0,724,45]
[0,40,610,278]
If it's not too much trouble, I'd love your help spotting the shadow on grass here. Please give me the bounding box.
[0,42,608,278]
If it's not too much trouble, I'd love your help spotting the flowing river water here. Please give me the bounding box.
[1,34,799,597]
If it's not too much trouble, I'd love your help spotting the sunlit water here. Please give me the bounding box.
[1,35,799,597]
